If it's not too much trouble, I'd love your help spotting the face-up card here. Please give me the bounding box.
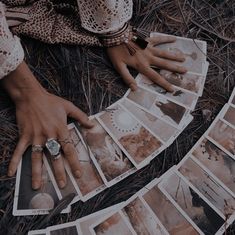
[141,183,201,235]
[191,137,235,197]
[79,117,136,186]
[228,87,235,105]
[126,86,190,129]
[136,74,198,110]
[96,102,165,168]
[13,148,61,216]
[151,32,207,75]
[177,156,235,218]
[28,230,46,235]
[44,155,79,206]
[120,98,179,144]
[78,204,123,235]
[221,104,235,128]
[122,196,169,235]
[46,221,82,235]
[207,118,235,157]
[159,61,209,96]
[159,171,225,234]
[90,211,136,235]
[65,123,107,201]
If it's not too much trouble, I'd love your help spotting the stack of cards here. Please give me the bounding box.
[27,87,235,234]
[25,80,235,235]
[14,33,209,217]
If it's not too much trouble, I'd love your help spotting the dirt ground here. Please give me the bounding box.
[0,0,234,234]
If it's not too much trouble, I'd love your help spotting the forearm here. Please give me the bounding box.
[1,61,45,103]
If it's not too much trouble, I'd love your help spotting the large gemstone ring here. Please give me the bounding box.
[45,138,61,160]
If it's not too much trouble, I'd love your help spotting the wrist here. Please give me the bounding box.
[1,61,45,103]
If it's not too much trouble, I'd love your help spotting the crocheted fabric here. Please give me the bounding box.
[77,0,132,34]
[2,0,133,46]
[0,3,24,79]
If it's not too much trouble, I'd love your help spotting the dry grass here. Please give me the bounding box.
[0,0,234,234]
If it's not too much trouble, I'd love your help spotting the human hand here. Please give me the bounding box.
[2,62,93,189]
[107,35,187,92]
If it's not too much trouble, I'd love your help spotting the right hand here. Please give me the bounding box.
[2,62,93,189]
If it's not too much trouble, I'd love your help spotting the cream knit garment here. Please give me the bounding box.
[0,0,132,78]
[0,3,24,79]
[77,0,133,34]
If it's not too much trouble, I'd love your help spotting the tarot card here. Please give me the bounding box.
[221,103,235,128]
[191,136,235,198]
[206,118,235,157]
[151,32,207,75]
[136,74,198,110]
[120,97,179,144]
[13,148,61,216]
[177,156,235,219]
[228,87,235,105]
[140,182,201,234]
[43,155,80,207]
[159,61,209,97]
[159,170,225,235]
[46,221,82,235]
[79,117,137,186]
[28,230,46,235]
[121,195,169,235]
[90,211,137,235]
[78,203,124,235]
[96,102,165,168]
[63,123,107,201]
[125,86,191,129]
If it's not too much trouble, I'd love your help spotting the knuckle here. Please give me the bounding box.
[31,154,42,161]
[10,158,18,166]
[64,146,76,158]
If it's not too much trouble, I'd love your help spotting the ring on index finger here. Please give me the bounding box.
[59,137,73,146]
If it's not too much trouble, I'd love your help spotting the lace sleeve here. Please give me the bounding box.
[77,0,133,34]
[0,3,24,79]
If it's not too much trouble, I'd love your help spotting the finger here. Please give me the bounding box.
[59,129,82,179]
[31,140,44,190]
[151,47,185,62]
[148,35,176,46]
[150,57,187,74]
[140,67,174,92]
[50,155,67,189]
[116,63,137,91]
[8,136,29,176]
[66,102,93,128]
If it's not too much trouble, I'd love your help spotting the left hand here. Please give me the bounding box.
[107,35,187,92]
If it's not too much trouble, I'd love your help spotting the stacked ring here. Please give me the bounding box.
[32,145,44,153]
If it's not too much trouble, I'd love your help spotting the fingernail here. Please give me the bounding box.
[8,170,13,177]
[167,85,174,93]
[75,170,82,178]
[32,181,41,190]
[58,180,65,188]
[130,84,137,91]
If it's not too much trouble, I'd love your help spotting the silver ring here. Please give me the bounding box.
[32,144,44,153]
[45,138,61,160]
[52,153,61,160]
[58,137,73,146]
